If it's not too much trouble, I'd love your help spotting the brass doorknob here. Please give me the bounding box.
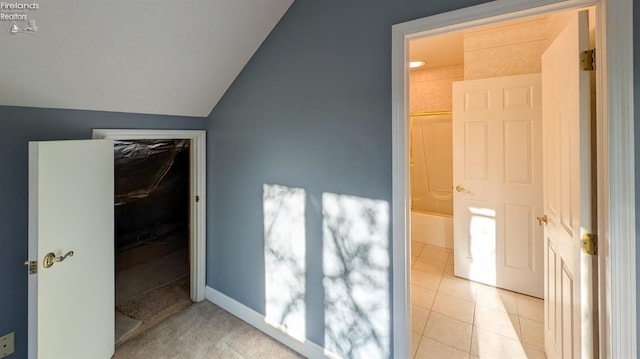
[536,215,548,226]
[455,185,466,193]
[43,251,74,269]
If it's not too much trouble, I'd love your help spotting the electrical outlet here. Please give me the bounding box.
[0,332,14,358]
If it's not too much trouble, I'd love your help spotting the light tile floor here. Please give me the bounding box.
[411,241,547,359]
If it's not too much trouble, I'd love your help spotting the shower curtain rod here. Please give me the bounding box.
[410,111,452,116]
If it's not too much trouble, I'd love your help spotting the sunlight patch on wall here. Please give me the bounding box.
[263,184,306,341]
[322,193,390,359]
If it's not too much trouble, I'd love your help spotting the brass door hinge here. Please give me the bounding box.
[23,260,37,275]
[581,49,595,71]
[582,233,598,255]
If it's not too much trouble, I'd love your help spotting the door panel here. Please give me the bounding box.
[503,121,533,185]
[504,204,534,270]
[541,10,593,359]
[453,73,543,298]
[28,140,114,359]
[561,263,575,359]
[464,122,489,180]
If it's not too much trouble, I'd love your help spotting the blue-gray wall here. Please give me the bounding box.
[205,0,486,353]
[206,0,640,355]
[0,107,204,358]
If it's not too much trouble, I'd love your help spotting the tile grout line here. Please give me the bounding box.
[412,245,546,357]
[411,245,544,358]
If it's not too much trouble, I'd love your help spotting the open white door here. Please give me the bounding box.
[541,11,595,359]
[452,73,543,298]
[28,140,114,359]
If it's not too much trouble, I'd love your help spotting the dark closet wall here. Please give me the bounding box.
[114,140,190,251]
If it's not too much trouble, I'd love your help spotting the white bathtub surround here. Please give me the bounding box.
[411,211,453,249]
[410,113,453,215]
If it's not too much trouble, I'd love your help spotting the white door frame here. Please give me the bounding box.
[391,0,635,358]
[92,129,207,302]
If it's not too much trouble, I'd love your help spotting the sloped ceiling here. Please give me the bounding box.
[0,0,294,117]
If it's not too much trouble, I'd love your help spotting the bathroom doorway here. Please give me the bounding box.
[406,8,596,358]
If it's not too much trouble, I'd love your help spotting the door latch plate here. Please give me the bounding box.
[23,260,37,275]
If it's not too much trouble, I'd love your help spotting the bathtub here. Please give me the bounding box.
[411,211,453,249]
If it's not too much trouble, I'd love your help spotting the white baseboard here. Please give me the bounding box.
[205,286,326,359]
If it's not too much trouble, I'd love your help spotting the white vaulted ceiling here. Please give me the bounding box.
[0,0,294,117]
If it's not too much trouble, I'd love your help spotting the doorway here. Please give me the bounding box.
[392,1,636,358]
[408,15,552,358]
[112,139,192,344]
[92,129,207,344]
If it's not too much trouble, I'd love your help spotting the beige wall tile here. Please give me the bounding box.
[464,41,546,80]
[463,18,547,81]
[464,19,546,51]
[411,65,464,83]
[409,65,463,113]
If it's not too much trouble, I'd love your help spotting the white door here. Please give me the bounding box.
[28,140,114,359]
[542,11,594,359]
[452,73,543,298]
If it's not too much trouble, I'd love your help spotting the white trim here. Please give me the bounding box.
[92,129,207,302]
[595,5,611,356]
[391,21,411,359]
[600,1,636,357]
[205,286,326,359]
[27,144,39,359]
[391,0,635,358]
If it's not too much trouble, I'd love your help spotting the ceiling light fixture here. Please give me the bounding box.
[409,61,426,69]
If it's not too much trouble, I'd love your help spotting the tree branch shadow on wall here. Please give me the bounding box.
[262,186,391,357]
[323,193,390,359]
[263,184,306,341]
